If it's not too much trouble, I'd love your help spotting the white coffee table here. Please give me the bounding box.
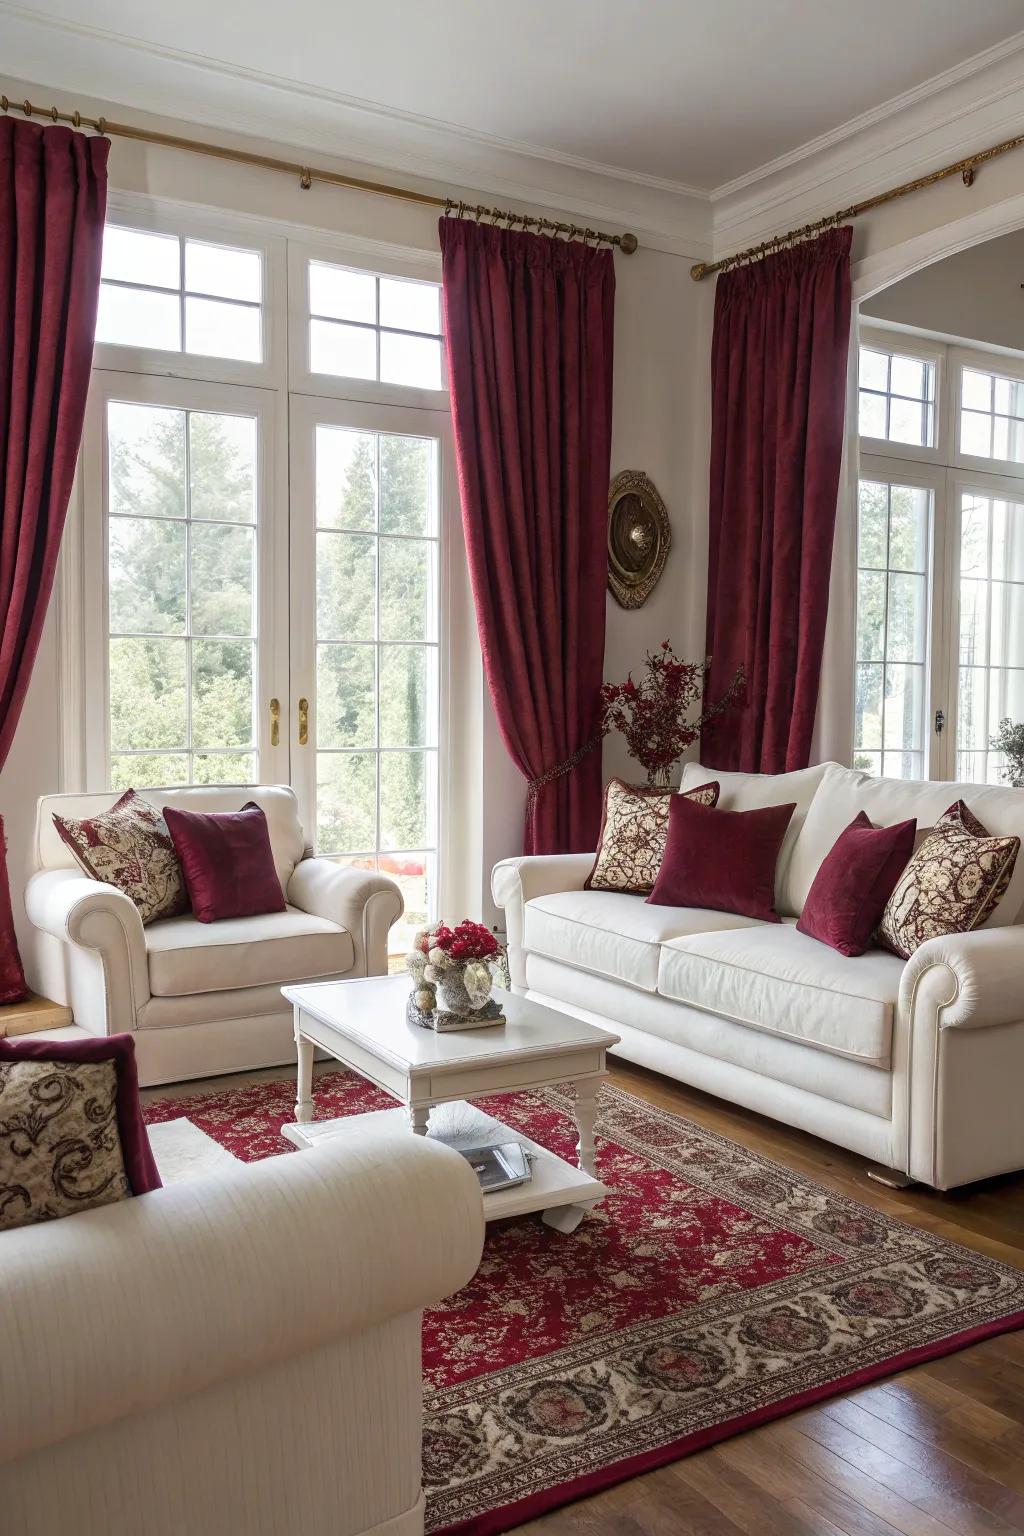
[281,974,619,1232]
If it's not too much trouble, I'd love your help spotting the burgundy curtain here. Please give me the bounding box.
[0,119,109,1000]
[439,220,614,855]
[701,227,852,774]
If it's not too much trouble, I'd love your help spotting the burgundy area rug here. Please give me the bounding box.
[144,1073,1024,1536]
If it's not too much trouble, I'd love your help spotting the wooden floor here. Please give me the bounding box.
[143,1058,1024,1536]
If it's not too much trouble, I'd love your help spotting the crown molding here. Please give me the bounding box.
[0,3,712,256]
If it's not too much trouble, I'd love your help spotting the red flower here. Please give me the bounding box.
[598,641,744,786]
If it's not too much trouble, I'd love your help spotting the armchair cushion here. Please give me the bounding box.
[163,802,286,922]
[145,907,354,998]
[51,789,187,925]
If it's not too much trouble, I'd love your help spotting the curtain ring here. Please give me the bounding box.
[299,167,312,190]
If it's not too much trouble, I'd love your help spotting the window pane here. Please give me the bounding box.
[189,412,257,523]
[890,355,924,398]
[317,752,376,853]
[884,665,923,750]
[380,853,433,956]
[955,749,987,784]
[316,427,376,530]
[102,226,179,288]
[185,240,261,302]
[108,403,186,519]
[309,263,376,323]
[108,517,186,635]
[961,410,992,458]
[380,646,435,748]
[888,485,928,571]
[310,318,376,379]
[859,348,888,390]
[853,750,882,776]
[856,570,885,662]
[380,751,433,850]
[855,663,883,750]
[959,578,988,667]
[380,331,442,390]
[111,753,189,790]
[882,750,923,780]
[97,284,180,351]
[993,415,1010,462]
[379,277,441,335]
[857,481,888,568]
[992,499,1024,583]
[317,645,376,749]
[379,538,436,641]
[190,524,254,637]
[380,434,435,535]
[888,395,926,447]
[989,668,1024,732]
[191,639,253,749]
[185,296,261,362]
[990,583,1024,668]
[958,667,988,749]
[109,637,186,750]
[317,531,376,641]
[858,392,886,438]
[192,751,255,785]
[962,368,992,411]
[960,495,989,576]
[887,573,926,663]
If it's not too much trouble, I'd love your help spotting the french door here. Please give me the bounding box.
[288,395,455,950]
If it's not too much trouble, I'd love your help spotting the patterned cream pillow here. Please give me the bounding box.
[52,788,188,925]
[877,800,1020,959]
[0,1059,131,1232]
[586,778,720,895]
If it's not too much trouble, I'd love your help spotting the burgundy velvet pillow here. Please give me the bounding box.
[0,1032,161,1196]
[797,811,917,957]
[647,796,796,922]
[163,801,286,923]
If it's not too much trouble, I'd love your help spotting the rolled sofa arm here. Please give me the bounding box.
[0,1127,483,1466]
[287,856,403,976]
[24,867,149,1032]
[901,925,1024,1032]
[492,852,595,988]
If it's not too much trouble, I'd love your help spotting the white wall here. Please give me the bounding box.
[861,227,1024,351]
[0,76,708,970]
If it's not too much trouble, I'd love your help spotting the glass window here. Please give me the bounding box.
[858,345,936,448]
[854,478,931,780]
[106,400,259,788]
[956,489,1024,783]
[958,365,1024,465]
[97,226,263,364]
[307,261,443,389]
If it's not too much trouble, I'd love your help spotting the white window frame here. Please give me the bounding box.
[949,344,1024,481]
[287,239,448,411]
[79,369,289,792]
[857,325,949,465]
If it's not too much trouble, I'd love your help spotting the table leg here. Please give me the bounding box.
[574,1080,599,1177]
[295,1031,315,1124]
[409,1105,430,1136]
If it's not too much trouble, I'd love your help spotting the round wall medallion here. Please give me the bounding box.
[607,470,671,609]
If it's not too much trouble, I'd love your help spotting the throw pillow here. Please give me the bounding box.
[0,1034,161,1233]
[52,788,188,925]
[877,800,1021,959]
[647,796,796,921]
[164,801,286,923]
[796,811,917,957]
[586,778,720,894]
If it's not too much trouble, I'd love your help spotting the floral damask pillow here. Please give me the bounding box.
[0,1059,131,1232]
[877,800,1020,959]
[585,778,720,895]
[53,788,189,924]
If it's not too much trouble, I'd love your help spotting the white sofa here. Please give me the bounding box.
[493,761,1024,1191]
[25,785,404,1087]
[0,1127,484,1536]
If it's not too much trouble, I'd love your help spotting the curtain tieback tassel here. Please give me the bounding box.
[526,735,603,807]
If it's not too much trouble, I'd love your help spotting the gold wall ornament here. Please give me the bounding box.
[607,471,671,609]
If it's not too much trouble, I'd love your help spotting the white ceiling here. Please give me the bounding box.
[3,0,1024,192]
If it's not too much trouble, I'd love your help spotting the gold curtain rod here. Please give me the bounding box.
[690,130,1024,281]
[0,94,638,254]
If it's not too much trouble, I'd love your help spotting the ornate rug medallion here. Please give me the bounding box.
[144,1074,1024,1536]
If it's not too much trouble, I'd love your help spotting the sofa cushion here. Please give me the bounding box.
[649,795,795,921]
[657,922,905,1066]
[146,906,354,998]
[523,889,767,992]
[679,761,830,917]
[788,763,1024,926]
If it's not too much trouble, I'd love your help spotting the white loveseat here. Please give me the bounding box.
[25,785,403,1087]
[0,1127,484,1536]
[493,762,1024,1191]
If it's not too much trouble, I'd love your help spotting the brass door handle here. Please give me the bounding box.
[269,697,280,747]
[298,697,309,746]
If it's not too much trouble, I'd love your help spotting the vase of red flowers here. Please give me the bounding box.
[406,919,505,1030]
[600,641,744,787]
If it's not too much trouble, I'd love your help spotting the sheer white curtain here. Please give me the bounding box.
[811,338,859,767]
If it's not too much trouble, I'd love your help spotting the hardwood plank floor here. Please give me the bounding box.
[142,1056,1024,1536]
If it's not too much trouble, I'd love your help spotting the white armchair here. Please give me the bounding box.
[0,1126,485,1536]
[25,785,403,1086]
